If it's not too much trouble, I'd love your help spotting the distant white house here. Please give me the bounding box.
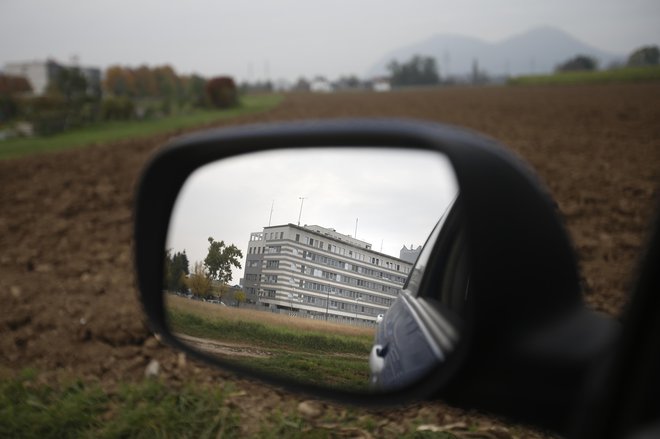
[372,78,391,92]
[310,78,332,93]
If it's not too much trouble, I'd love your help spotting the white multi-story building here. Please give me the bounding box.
[4,60,101,96]
[4,60,61,95]
[242,224,412,323]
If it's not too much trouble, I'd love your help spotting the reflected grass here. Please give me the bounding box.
[166,295,374,391]
[168,309,371,354]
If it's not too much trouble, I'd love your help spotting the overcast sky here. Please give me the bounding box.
[166,148,457,283]
[2,0,658,82]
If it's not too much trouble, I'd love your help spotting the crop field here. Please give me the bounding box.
[1,83,659,437]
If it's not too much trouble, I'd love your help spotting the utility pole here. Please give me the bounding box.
[297,197,306,226]
[268,200,274,226]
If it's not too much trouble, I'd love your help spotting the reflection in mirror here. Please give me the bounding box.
[165,148,459,394]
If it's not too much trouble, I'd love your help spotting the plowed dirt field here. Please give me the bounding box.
[1,84,659,437]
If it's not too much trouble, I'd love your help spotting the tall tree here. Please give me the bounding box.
[48,67,88,102]
[203,237,243,284]
[387,55,440,87]
[186,261,212,297]
[180,74,207,107]
[104,66,135,97]
[627,46,660,67]
[164,249,190,292]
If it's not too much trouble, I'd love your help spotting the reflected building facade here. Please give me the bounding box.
[242,224,412,323]
[399,244,422,264]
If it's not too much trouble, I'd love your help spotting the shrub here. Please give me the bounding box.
[205,76,238,109]
[627,45,660,67]
[101,97,135,121]
[17,95,69,136]
[0,95,19,123]
[556,55,598,72]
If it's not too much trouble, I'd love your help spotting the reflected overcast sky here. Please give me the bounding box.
[167,148,458,283]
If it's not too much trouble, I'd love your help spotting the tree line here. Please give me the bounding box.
[383,45,660,87]
[0,63,238,136]
[165,237,246,306]
[556,46,659,72]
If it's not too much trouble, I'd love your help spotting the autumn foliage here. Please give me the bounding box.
[0,75,32,95]
[103,64,208,109]
[204,76,238,109]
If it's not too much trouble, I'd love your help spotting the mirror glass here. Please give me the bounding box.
[165,147,459,394]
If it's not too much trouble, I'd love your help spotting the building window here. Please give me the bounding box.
[266,260,279,268]
[295,234,300,242]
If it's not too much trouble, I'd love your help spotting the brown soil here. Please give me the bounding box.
[1,84,659,437]
[175,333,273,359]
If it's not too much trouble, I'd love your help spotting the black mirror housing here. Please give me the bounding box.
[134,119,619,435]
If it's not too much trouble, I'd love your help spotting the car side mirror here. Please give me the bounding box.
[134,119,619,436]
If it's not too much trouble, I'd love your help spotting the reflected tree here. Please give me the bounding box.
[186,262,213,297]
[164,249,190,293]
[203,237,243,284]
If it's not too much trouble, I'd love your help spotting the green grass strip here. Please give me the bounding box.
[509,65,660,86]
[168,309,372,355]
[240,350,371,391]
[0,369,239,439]
[0,94,282,160]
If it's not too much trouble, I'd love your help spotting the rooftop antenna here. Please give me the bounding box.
[354,218,358,238]
[268,200,274,226]
[380,239,383,252]
[297,197,306,226]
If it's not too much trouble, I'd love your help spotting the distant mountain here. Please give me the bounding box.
[368,26,624,78]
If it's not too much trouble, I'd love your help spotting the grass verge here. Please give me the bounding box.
[168,308,372,355]
[167,307,373,391]
[0,369,525,438]
[0,94,282,160]
[509,65,660,86]
[0,369,239,439]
